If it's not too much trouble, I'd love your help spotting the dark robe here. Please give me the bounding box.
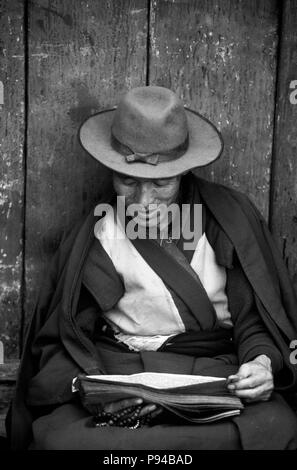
[6,174,297,450]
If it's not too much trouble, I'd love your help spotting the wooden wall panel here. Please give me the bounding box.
[25,0,148,325]
[149,0,279,219]
[0,0,25,359]
[270,0,297,292]
[0,0,296,356]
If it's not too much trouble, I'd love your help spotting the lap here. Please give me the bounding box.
[30,392,297,450]
[30,402,241,450]
[29,347,297,450]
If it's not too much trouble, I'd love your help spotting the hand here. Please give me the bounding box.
[227,354,274,403]
[102,397,162,424]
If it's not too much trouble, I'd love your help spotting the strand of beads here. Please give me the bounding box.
[93,405,144,429]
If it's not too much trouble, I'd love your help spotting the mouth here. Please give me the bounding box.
[135,210,158,220]
[134,212,160,226]
[126,204,172,228]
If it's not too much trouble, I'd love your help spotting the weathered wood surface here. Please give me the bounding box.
[270,0,297,293]
[25,0,148,328]
[0,360,19,382]
[0,0,297,362]
[149,0,279,219]
[0,0,25,359]
[0,361,19,438]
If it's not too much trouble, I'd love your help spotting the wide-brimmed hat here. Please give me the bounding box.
[79,86,223,179]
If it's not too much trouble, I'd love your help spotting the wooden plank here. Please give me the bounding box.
[0,0,25,359]
[25,0,148,327]
[270,0,297,293]
[149,0,279,219]
[0,361,19,438]
[0,360,19,382]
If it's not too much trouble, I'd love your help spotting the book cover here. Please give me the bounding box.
[73,372,244,423]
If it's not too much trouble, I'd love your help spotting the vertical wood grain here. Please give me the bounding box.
[1,0,296,356]
[270,0,297,292]
[0,0,25,358]
[25,0,148,326]
[149,0,279,219]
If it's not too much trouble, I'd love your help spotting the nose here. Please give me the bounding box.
[137,183,154,209]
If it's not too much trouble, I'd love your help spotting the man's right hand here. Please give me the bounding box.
[102,397,162,420]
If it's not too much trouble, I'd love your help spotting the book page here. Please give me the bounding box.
[84,372,225,389]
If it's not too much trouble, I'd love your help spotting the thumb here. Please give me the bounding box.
[236,362,253,379]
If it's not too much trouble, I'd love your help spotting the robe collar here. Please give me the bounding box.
[176,174,234,269]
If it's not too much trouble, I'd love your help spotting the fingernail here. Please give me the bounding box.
[228,385,235,390]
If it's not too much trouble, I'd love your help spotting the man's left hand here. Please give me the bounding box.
[227,354,274,402]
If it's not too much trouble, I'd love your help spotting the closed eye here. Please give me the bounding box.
[153,180,172,187]
[120,177,138,186]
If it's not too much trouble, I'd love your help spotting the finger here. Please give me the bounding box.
[104,397,143,413]
[227,364,254,383]
[232,384,273,401]
[226,375,241,384]
[141,406,163,421]
[236,363,253,379]
[139,403,157,417]
[150,407,163,420]
[228,375,270,390]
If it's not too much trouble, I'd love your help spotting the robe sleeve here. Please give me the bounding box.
[226,255,283,374]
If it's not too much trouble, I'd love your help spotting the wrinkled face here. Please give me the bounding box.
[112,172,182,228]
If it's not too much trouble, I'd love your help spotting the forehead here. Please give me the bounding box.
[113,172,178,184]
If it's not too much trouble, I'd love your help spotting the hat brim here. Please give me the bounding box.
[79,107,223,179]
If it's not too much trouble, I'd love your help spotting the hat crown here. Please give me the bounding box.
[79,85,223,179]
[111,86,188,154]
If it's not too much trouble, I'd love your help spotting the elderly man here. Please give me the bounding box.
[7,86,297,450]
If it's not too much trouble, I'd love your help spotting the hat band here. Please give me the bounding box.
[111,133,189,166]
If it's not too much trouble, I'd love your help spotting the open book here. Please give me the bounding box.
[73,372,244,424]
